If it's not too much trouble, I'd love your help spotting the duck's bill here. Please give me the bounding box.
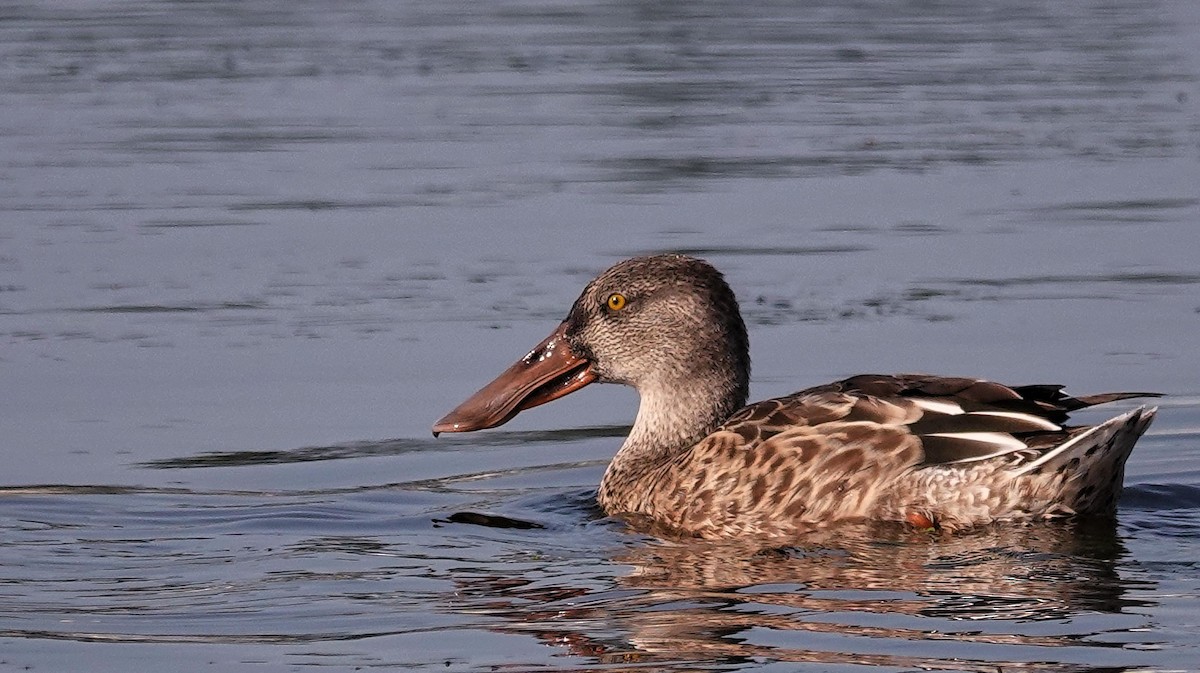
[432,322,597,435]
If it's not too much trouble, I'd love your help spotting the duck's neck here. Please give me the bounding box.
[600,365,748,506]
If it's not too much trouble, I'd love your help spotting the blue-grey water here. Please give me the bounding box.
[3,1,1200,671]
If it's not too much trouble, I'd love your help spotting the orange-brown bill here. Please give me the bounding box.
[432,322,597,436]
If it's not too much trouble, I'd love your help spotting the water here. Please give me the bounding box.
[3,0,1200,670]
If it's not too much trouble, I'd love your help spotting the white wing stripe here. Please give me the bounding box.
[913,399,965,415]
[927,431,1030,453]
[971,410,1061,431]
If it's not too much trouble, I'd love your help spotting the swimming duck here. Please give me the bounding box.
[433,254,1157,538]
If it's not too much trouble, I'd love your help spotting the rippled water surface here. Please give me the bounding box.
[3,1,1200,671]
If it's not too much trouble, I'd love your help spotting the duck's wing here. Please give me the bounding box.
[719,373,1158,467]
[811,373,1152,422]
[663,375,1156,534]
[657,393,929,534]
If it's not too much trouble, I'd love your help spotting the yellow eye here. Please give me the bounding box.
[606,293,627,311]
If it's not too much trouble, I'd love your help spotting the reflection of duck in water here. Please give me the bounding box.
[451,522,1143,670]
[617,522,1135,619]
[614,523,1140,664]
[435,255,1157,538]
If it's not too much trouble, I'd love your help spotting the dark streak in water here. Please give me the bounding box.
[139,219,266,228]
[933,272,1200,288]
[1032,197,1200,213]
[137,424,630,469]
[68,301,268,314]
[636,244,872,257]
[0,484,194,497]
[228,199,410,212]
[592,153,944,186]
[441,511,544,529]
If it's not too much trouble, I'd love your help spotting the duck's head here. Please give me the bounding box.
[433,254,750,442]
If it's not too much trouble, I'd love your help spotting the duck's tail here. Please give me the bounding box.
[1017,405,1158,516]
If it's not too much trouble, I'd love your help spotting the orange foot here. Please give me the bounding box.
[906,511,938,530]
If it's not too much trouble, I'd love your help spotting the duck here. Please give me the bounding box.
[433,254,1158,538]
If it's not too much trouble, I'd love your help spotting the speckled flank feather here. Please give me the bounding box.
[437,254,1160,539]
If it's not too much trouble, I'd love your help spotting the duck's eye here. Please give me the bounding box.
[606,293,627,311]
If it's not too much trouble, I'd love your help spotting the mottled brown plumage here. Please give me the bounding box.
[434,254,1159,539]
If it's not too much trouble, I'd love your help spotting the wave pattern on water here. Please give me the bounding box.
[4,439,1200,670]
[3,444,1200,653]
[2,0,1200,670]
